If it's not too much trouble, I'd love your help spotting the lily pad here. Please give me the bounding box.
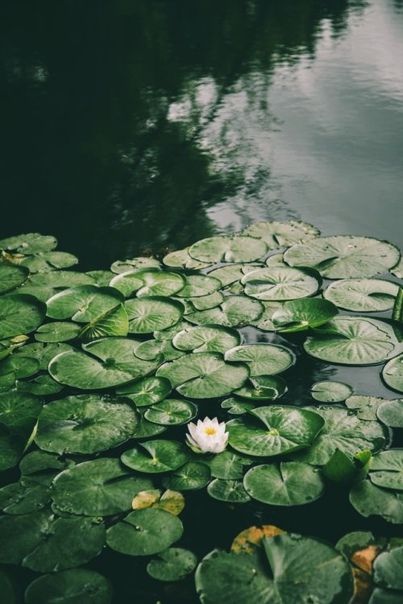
[176,274,221,299]
[241,267,320,301]
[111,256,161,274]
[324,279,398,312]
[163,247,210,270]
[172,325,241,354]
[35,394,138,454]
[121,440,189,473]
[311,381,353,403]
[0,263,29,293]
[250,301,285,331]
[377,399,403,427]
[147,547,198,582]
[284,236,400,279]
[189,235,267,263]
[163,461,211,490]
[221,397,256,415]
[110,269,185,298]
[228,406,324,457]
[144,398,197,425]
[0,354,40,379]
[369,450,403,491]
[20,251,78,273]
[0,510,105,571]
[345,395,389,421]
[207,479,250,503]
[0,294,46,338]
[0,391,42,471]
[186,295,263,328]
[233,375,288,401]
[224,344,295,376]
[243,461,325,506]
[0,475,53,515]
[350,480,403,524]
[189,291,224,311]
[0,233,57,255]
[304,317,397,365]
[156,352,249,398]
[24,569,113,604]
[116,376,171,407]
[296,406,387,466]
[209,451,252,479]
[243,220,320,248]
[52,458,153,516]
[382,354,403,393]
[373,546,403,590]
[106,508,183,556]
[35,321,81,342]
[207,263,263,287]
[46,286,124,321]
[125,296,184,333]
[271,298,338,332]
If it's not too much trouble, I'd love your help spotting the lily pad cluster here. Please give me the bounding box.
[0,224,402,603]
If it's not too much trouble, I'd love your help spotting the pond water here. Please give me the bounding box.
[1,0,403,268]
[1,1,403,603]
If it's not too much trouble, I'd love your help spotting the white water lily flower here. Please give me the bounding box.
[186,417,228,454]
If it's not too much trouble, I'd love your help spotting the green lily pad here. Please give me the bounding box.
[46,286,123,321]
[25,270,95,288]
[20,251,78,273]
[156,352,249,398]
[52,458,153,516]
[106,508,183,556]
[233,375,287,401]
[324,279,398,312]
[322,449,371,485]
[207,263,263,287]
[24,569,113,604]
[144,398,197,426]
[0,475,53,515]
[243,461,325,505]
[0,510,105,572]
[0,263,29,293]
[0,233,57,254]
[345,395,389,420]
[373,546,403,590]
[19,450,72,475]
[249,301,285,331]
[147,547,198,582]
[188,291,224,311]
[243,220,320,248]
[163,461,211,491]
[271,298,338,333]
[189,235,267,263]
[176,274,221,298]
[377,399,403,427]
[35,321,81,342]
[241,267,320,301]
[195,534,353,604]
[221,397,255,415]
[296,406,387,466]
[79,304,129,340]
[224,344,295,376]
[110,268,185,298]
[382,354,403,393]
[116,376,171,407]
[172,325,241,354]
[15,342,73,370]
[121,440,189,473]
[284,236,400,279]
[304,317,397,365]
[0,354,40,379]
[0,391,42,471]
[111,256,161,274]
[131,412,167,439]
[209,451,252,479]
[369,450,403,491]
[86,270,114,285]
[163,247,210,270]
[0,294,46,338]
[186,295,263,328]
[125,296,184,333]
[207,479,250,503]
[311,381,353,403]
[16,374,64,396]
[350,480,403,524]
[35,394,138,454]
[228,406,324,457]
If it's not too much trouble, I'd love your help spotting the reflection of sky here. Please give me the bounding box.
[168,0,403,246]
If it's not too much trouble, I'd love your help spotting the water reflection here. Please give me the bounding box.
[1,0,402,269]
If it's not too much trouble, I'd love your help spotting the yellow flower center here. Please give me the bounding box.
[204,427,217,436]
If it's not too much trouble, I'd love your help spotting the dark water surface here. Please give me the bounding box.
[2,1,403,602]
[1,0,402,268]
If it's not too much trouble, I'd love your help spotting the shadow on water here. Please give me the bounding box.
[0,0,369,269]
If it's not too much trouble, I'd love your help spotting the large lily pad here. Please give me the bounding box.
[369,450,403,491]
[106,508,183,556]
[296,406,387,466]
[163,461,211,490]
[224,344,295,376]
[0,391,42,471]
[189,235,267,263]
[350,480,403,524]
[110,269,185,298]
[186,295,263,328]
[0,233,57,254]
[0,510,105,572]
[284,235,400,279]
[271,298,338,333]
[172,325,241,354]
[0,263,29,293]
[121,439,189,473]
[241,267,320,301]
[125,296,184,333]
[52,458,153,516]
[382,354,403,393]
[35,321,81,343]
[377,399,403,427]
[0,294,46,338]
[243,220,320,248]
[373,546,403,591]
[25,569,113,604]
[228,406,324,457]
[35,394,138,454]
[304,317,397,365]
[46,286,124,321]
[324,279,398,312]
[156,352,249,398]
[244,461,325,506]
[176,274,221,298]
